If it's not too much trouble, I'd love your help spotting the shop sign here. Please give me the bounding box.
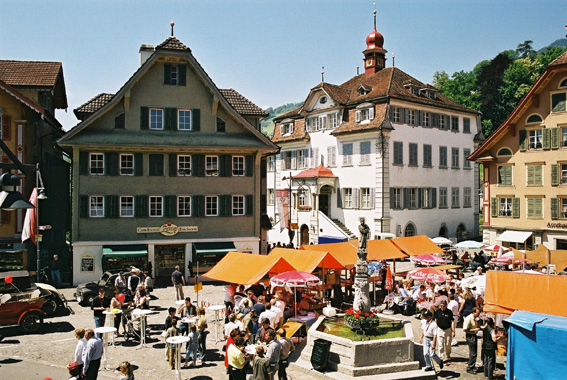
[547,222,567,230]
[137,222,198,236]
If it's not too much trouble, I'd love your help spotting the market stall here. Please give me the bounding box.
[391,235,444,256]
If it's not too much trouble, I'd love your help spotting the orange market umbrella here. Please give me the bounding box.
[408,267,452,283]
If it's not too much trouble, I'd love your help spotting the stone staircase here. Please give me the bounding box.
[331,218,357,240]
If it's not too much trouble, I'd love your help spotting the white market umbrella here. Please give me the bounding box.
[460,275,486,291]
[270,271,321,318]
[431,237,453,245]
[454,240,485,250]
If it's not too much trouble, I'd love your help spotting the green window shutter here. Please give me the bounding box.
[192,109,200,131]
[192,195,204,217]
[193,154,205,176]
[552,164,559,186]
[551,128,560,149]
[536,198,543,218]
[140,107,149,130]
[114,113,125,129]
[105,152,118,176]
[135,195,148,217]
[551,198,559,219]
[535,165,542,185]
[165,108,177,130]
[149,154,164,176]
[79,152,89,175]
[165,195,177,217]
[164,63,171,85]
[403,188,409,209]
[105,195,118,218]
[246,194,253,215]
[491,197,498,218]
[519,130,527,151]
[337,188,342,208]
[543,128,551,149]
[134,153,143,176]
[169,154,178,177]
[527,165,534,185]
[219,155,230,177]
[245,155,253,177]
[79,195,88,217]
[178,65,186,86]
[431,188,437,208]
[527,198,534,218]
[219,195,230,217]
[512,197,520,218]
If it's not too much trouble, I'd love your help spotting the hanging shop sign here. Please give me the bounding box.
[137,222,198,236]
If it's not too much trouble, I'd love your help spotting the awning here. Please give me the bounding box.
[269,248,345,273]
[102,244,148,258]
[318,235,347,244]
[496,230,533,243]
[193,242,236,256]
[391,235,444,256]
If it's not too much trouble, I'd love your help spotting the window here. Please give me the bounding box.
[393,141,403,165]
[526,114,543,124]
[464,187,472,208]
[451,116,459,132]
[169,65,178,85]
[392,188,403,209]
[120,196,134,217]
[298,149,308,169]
[451,187,460,208]
[178,196,191,217]
[408,188,418,209]
[451,148,460,169]
[149,196,163,217]
[205,195,218,216]
[89,196,104,217]
[320,96,327,104]
[268,156,275,172]
[423,144,432,167]
[463,148,471,169]
[307,117,319,132]
[298,189,308,207]
[267,189,275,206]
[463,118,471,133]
[148,154,164,176]
[120,154,134,175]
[439,187,448,208]
[342,143,353,166]
[115,113,125,129]
[527,164,543,186]
[89,153,104,175]
[562,163,567,184]
[361,188,371,209]
[439,146,448,168]
[319,116,327,130]
[178,109,192,130]
[409,143,418,166]
[439,115,446,130]
[327,146,337,167]
[216,117,226,133]
[423,112,430,128]
[164,64,185,86]
[391,107,401,123]
[527,197,543,218]
[498,148,513,156]
[329,113,338,129]
[232,156,245,176]
[499,197,513,217]
[206,156,219,176]
[232,195,245,216]
[343,188,353,208]
[280,123,294,136]
[552,92,566,113]
[562,128,567,147]
[498,165,512,186]
[528,129,543,149]
[407,109,416,125]
[355,107,374,123]
[177,155,191,176]
[561,198,567,219]
[422,188,432,209]
[150,108,164,130]
[360,141,371,165]
[404,223,416,237]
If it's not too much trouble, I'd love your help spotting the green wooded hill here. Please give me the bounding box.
[260,102,303,137]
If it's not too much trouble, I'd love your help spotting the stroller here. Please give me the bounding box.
[122,307,149,342]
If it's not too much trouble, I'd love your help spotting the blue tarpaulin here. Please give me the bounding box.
[317,235,347,244]
[504,311,567,380]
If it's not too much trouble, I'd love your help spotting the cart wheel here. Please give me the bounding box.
[20,312,43,333]
[42,298,58,316]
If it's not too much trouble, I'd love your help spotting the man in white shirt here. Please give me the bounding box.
[270,299,283,328]
[447,294,460,346]
[419,311,443,372]
[258,304,278,329]
[223,313,240,338]
[413,285,426,302]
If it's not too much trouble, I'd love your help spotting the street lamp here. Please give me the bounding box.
[281,173,295,245]
[0,173,35,210]
[36,163,48,282]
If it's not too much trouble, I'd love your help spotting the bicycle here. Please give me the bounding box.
[37,267,51,284]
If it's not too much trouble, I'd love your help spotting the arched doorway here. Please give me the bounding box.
[404,222,416,237]
[300,224,310,246]
[318,185,332,217]
[456,223,466,241]
[438,225,448,238]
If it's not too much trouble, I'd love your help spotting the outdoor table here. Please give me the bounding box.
[208,304,226,343]
[181,316,198,325]
[175,300,186,306]
[166,335,190,380]
[94,326,116,370]
[132,308,155,349]
[289,312,316,327]
[103,309,122,331]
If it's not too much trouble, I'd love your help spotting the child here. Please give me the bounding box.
[184,325,200,368]
[165,318,180,370]
[119,361,134,380]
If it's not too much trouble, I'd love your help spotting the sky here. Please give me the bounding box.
[1,0,565,131]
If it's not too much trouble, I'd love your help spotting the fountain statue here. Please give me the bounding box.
[353,217,371,313]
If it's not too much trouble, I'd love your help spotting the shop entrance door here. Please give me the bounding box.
[155,244,185,279]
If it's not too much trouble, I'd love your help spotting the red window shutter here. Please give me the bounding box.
[2,115,11,140]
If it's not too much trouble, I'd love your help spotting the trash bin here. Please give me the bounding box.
[311,338,331,372]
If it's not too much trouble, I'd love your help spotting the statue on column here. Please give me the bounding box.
[353,217,371,313]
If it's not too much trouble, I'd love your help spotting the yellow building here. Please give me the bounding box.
[470,52,567,250]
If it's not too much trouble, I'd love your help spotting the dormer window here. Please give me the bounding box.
[280,122,294,136]
[320,96,327,104]
[355,104,374,124]
[357,84,372,96]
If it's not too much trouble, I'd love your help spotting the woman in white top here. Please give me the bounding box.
[73,328,87,374]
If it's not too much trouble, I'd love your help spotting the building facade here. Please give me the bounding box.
[0,60,70,276]
[58,36,276,284]
[470,51,567,250]
[267,19,482,246]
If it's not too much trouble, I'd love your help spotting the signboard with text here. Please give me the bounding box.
[137,222,198,236]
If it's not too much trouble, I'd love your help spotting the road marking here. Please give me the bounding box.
[0,345,17,349]
[51,337,76,343]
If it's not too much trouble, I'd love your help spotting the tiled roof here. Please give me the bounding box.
[0,60,62,87]
[272,117,310,143]
[276,106,302,120]
[219,89,267,116]
[74,93,114,115]
[549,51,567,67]
[311,82,351,104]
[332,103,389,135]
[0,79,44,114]
[156,37,190,51]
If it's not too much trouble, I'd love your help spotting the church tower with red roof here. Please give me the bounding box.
[363,10,387,75]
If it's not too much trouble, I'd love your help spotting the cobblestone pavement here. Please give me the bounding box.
[0,261,507,380]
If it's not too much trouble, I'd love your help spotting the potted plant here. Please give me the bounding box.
[344,307,380,331]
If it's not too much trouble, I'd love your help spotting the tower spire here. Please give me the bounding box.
[170,20,175,37]
[363,3,387,75]
[321,66,325,82]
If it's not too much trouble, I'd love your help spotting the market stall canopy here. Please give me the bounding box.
[523,245,567,271]
[484,271,567,316]
[496,230,533,244]
[202,252,294,285]
[269,248,345,273]
[430,237,452,245]
[391,235,443,256]
[302,241,357,268]
[102,244,148,258]
[454,240,485,249]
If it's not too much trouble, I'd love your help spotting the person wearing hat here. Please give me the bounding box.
[419,310,444,372]
[67,361,81,380]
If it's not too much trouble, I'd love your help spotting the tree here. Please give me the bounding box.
[516,40,535,58]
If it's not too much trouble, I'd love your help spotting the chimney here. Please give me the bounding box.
[139,44,154,66]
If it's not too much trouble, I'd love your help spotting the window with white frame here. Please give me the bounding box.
[391,107,401,123]
[268,156,275,172]
[329,113,338,129]
[319,115,327,130]
[177,155,191,176]
[342,143,353,166]
[463,118,471,133]
[499,197,513,217]
[343,188,353,208]
[561,163,567,184]
[439,187,448,208]
[150,108,164,130]
[451,187,460,208]
[178,196,191,217]
[361,188,371,209]
[89,196,104,217]
[408,188,418,209]
[439,115,446,130]
[149,196,163,217]
[463,148,471,169]
[307,117,319,132]
[298,189,308,207]
[562,127,567,147]
[283,151,292,170]
[280,123,294,136]
[392,188,403,209]
[205,156,219,176]
[205,195,218,216]
[120,154,134,175]
[464,187,472,208]
[267,189,275,206]
[120,196,134,217]
[409,143,418,166]
[169,65,178,85]
[360,141,371,165]
[356,106,374,123]
[232,195,245,216]
[298,149,308,169]
[407,109,416,125]
[232,156,245,176]
[528,129,543,149]
[178,109,192,130]
[451,148,460,169]
[561,198,567,218]
[89,153,104,175]
[423,112,430,127]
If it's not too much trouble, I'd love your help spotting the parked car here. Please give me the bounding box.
[75,271,131,306]
[0,271,71,316]
[0,290,45,333]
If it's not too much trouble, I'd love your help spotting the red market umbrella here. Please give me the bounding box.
[491,256,512,264]
[411,254,445,266]
[385,266,394,291]
[408,267,452,283]
[483,244,509,252]
[514,259,532,265]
